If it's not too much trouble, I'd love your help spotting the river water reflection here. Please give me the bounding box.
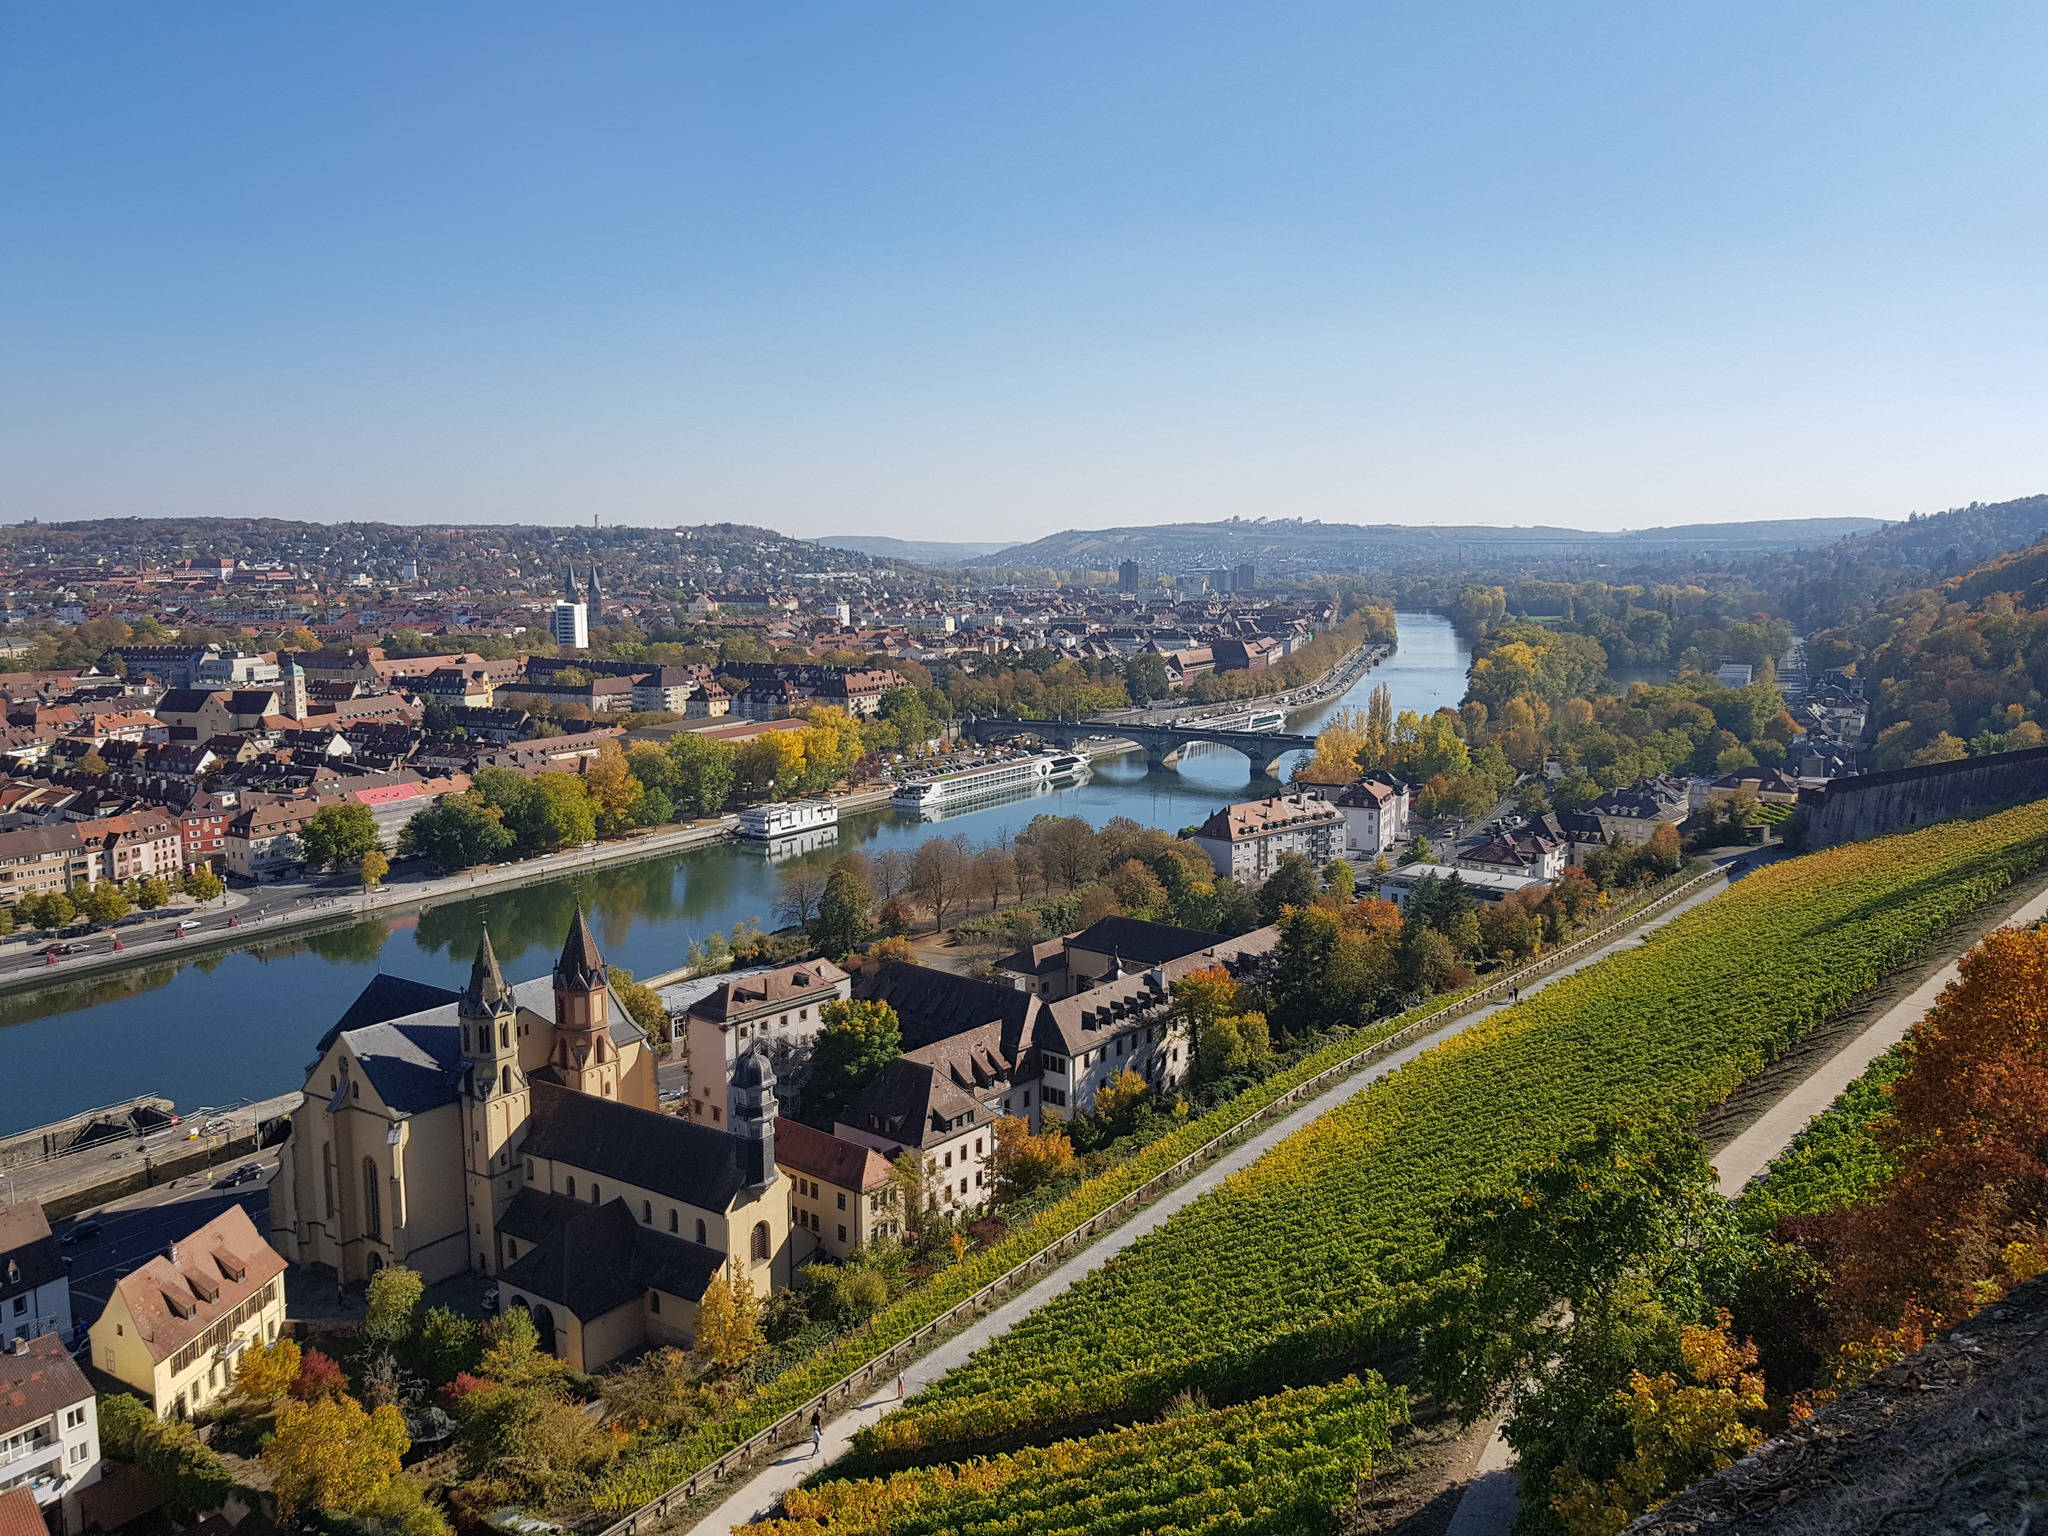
[0,613,1471,1134]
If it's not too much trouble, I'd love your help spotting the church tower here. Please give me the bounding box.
[585,565,604,625]
[459,929,526,1273]
[729,1043,778,1192]
[548,905,620,1100]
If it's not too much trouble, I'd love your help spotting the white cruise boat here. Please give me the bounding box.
[893,752,1071,814]
[1192,706,1288,733]
[737,798,840,840]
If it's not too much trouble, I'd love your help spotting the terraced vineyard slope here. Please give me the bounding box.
[755,1377,1403,1536]
[860,803,2048,1459]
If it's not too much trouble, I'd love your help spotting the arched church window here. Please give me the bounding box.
[321,1143,336,1217]
[502,1066,511,1094]
[565,1176,576,1198]
[695,1218,706,1244]
[362,1158,381,1240]
[500,1022,509,1049]
[751,1221,770,1262]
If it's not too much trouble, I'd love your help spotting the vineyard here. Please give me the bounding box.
[750,1377,1404,1536]
[858,801,2048,1458]
[1732,1043,1910,1232]
[590,957,1514,1508]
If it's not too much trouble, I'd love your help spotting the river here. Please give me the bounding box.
[0,613,1471,1135]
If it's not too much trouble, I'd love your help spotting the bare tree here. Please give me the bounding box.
[775,862,830,933]
[1025,815,1103,892]
[909,837,970,932]
[970,847,1018,913]
[875,847,911,902]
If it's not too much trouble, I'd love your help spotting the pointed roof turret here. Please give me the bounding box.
[554,905,607,994]
[461,928,511,1017]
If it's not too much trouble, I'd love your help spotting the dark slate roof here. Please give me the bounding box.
[154,688,224,714]
[346,1019,464,1114]
[854,961,1039,1057]
[317,974,464,1054]
[498,1197,724,1321]
[522,1081,749,1212]
[555,905,606,992]
[1064,916,1224,965]
[496,1185,597,1247]
[0,1201,63,1306]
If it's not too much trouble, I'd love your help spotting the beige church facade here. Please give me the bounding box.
[271,911,791,1370]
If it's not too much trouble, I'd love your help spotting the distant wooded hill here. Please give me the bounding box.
[960,515,1890,578]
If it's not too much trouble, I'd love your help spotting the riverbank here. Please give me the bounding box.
[0,781,904,1003]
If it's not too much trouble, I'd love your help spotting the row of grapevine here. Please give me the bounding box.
[861,802,2048,1458]
[1732,1043,1910,1232]
[749,1376,1404,1536]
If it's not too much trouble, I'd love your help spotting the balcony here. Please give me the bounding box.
[0,1430,56,1474]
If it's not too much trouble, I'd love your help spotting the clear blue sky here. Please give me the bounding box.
[2,3,2043,539]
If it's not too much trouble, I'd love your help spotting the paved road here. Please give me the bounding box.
[681,867,1734,1534]
[51,1156,279,1336]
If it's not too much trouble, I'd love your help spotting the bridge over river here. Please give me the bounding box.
[961,716,1321,777]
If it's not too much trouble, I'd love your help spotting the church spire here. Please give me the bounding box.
[461,928,510,1017]
[554,904,606,994]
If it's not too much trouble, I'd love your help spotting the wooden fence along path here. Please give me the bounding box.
[593,863,1727,1536]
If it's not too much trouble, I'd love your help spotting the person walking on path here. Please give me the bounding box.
[810,1409,823,1458]
[896,1375,906,1402]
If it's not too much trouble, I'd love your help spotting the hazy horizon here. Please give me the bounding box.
[3,5,2043,537]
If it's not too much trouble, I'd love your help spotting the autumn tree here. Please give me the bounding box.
[695,1262,763,1369]
[1092,1068,1150,1128]
[582,741,645,835]
[263,1396,411,1519]
[987,1114,1077,1201]
[360,848,390,888]
[291,1347,351,1400]
[232,1337,302,1401]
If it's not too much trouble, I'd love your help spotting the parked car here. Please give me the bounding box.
[60,1220,102,1245]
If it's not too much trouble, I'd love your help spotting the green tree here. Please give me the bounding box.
[1122,651,1172,704]
[300,801,384,869]
[1415,1117,1749,1535]
[134,875,171,910]
[811,860,875,957]
[530,771,598,850]
[81,883,130,923]
[399,794,515,870]
[803,998,903,1126]
[1255,849,1320,922]
[183,867,225,902]
[365,1265,425,1347]
[608,966,669,1042]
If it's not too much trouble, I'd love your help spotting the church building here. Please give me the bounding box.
[271,910,791,1369]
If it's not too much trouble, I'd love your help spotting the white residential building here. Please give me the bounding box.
[1332,776,1409,856]
[1192,793,1343,880]
[681,961,852,1127]
[0,1203,72,1351]
[0,1334,100,1524]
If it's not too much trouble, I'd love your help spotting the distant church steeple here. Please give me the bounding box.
[585,565,604,624]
